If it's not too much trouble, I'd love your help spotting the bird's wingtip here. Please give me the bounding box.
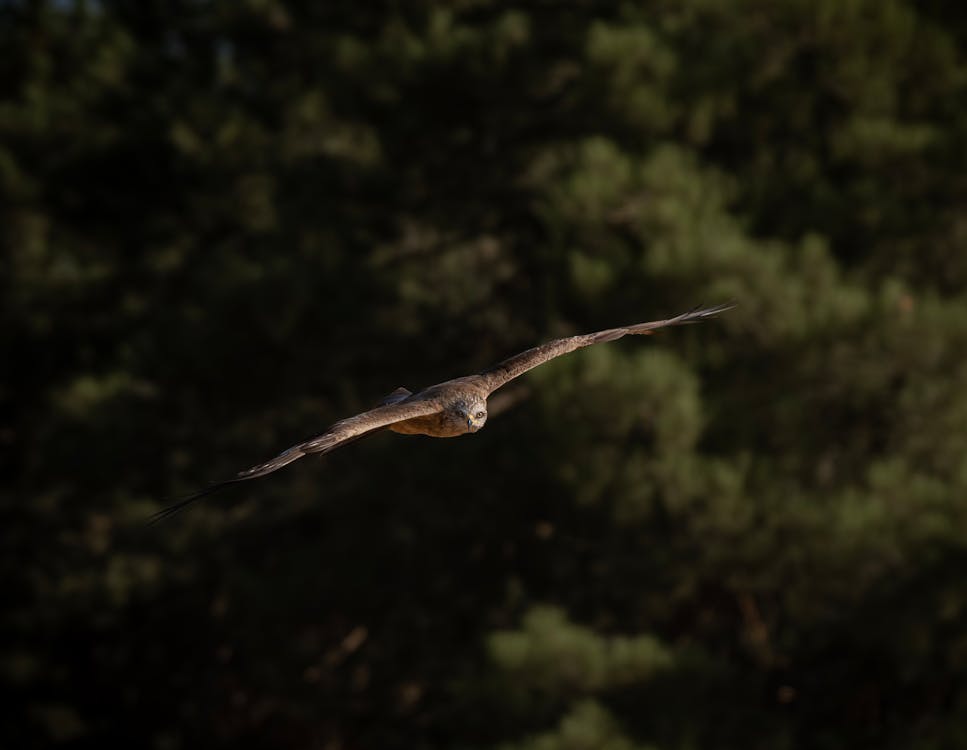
[147,481,236,526]
[675,301,737,324]
[694,301,737,316]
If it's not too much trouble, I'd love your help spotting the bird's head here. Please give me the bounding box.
[456,397,488,433]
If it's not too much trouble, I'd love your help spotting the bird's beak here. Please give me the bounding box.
[467,417,473,433]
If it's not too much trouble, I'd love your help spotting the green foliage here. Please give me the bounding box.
[498,700,655,750]
[3,1,967,748]
[490,606,673,696]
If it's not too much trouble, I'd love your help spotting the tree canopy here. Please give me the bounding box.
[3,1,967,748]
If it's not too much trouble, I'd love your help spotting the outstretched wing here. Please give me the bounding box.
[150,397,442,523]
[477,303,734,394]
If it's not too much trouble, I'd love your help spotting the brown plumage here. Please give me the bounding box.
[151,303,732,522]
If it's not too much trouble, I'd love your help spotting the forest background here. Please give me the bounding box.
[4,1,967,748]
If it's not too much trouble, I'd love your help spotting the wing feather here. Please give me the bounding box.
[478,303,734,394]
[150,398,442,523]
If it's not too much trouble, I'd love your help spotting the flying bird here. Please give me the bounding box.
[152,303,733,522]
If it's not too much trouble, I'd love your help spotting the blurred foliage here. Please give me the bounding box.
[3,0,967,748]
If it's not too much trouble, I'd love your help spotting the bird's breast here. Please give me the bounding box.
[389,411,468,438]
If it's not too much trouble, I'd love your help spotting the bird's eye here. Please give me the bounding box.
[475,410,485,419]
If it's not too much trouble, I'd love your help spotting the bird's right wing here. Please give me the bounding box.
[150,397,442,523]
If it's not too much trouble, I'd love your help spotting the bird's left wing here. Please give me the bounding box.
[477,303,734,395]
[150,397,443,523]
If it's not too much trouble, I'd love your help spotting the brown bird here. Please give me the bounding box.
[151,303,733,522]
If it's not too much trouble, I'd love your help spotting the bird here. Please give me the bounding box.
[151,303,733,522]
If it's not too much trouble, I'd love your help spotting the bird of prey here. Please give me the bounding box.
[151,303,732,522]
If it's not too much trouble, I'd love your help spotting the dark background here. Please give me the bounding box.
[4,1,967,748]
